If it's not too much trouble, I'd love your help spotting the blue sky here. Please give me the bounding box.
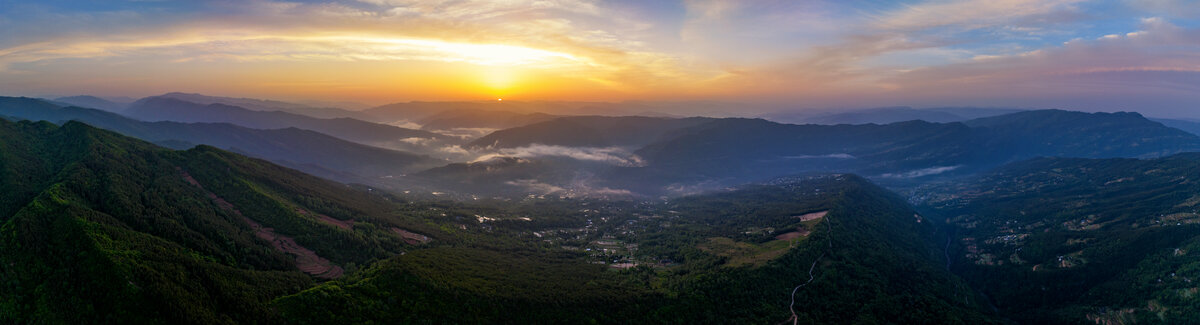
[1,0,1199,116]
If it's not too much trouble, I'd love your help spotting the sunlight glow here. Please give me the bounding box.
[323,36,584,67]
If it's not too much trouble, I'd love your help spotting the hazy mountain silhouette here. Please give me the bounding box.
[126,97,448,147]
[151,92,368,119]
[0,97,443,183]
[53,95,127,112]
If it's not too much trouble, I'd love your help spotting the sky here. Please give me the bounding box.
[1,0,1199,116]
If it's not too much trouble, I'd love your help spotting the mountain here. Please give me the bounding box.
[150,92,367,119]
[364,101,521,126]
[1153,118,1200,137]
[0,97,443,183]
[416,108,556,132]
[924,107,1027,120]
[762,106,1025,125]
[439,109,1200,196]
[126,97,447,149]
[53,95,127,112]
[0,119,438,324]
[802,106,967,124]
[466,116,713,149]
[963,110,1200,158]
[362,101,691,130]
[640,111,1199,187]
[273,174,999,324]
[915,153,1200,323]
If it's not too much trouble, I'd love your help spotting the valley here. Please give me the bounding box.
[7,90,1200,323]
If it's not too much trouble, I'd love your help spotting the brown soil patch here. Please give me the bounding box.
[296,208,354,230]
[794,211,828,221]
[243,217,344,279]
[775,229,811,241]
[178,167,343,279]
[391,227,432,245]
[177,167,202,187]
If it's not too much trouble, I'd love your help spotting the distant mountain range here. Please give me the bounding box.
[1153,118,1200,137]
[53,95,128,112]
[150,92,370,119]
[416,108,557,132]
[762,106,1027,125]
[125,96,450,151]
[0,97,442,183]
[18,93,1200,199]
[427,110,1200,196]
[466,116,713,149]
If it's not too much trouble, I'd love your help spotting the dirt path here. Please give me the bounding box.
[781,211,836,325]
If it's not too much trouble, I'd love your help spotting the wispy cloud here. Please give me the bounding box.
[1,0,1198,113]
[873,0,1084,31]
[879,165,961,178]
[472,145,646,166]
[877,17,1200,111]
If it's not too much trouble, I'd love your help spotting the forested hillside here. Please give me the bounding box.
[917,154,1200,323]
[276,175,999,324]
[0,119,437,324]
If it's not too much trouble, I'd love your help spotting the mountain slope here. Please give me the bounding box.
[126,97,446,147]
[53,95,127,112]
[416,108,556,131]
[964,109,1200,159]
[0,97,442,183]
[150,92,367,119]
[1153,118,1200,137]
[0,119,438,324]
[631,111,1200,190]
[803,106,967,124]
[632,118,982,182]
[917,154,1200,323]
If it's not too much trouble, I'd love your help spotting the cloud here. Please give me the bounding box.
[471,144,646,166]
[506,179,566,194]
[0,34,589,68]
[2,0,1198,111]
[783,153,855,159]
[1124,0,1200,18]
[506,178,634,197]
[878,18,1200,104]
[386,119,423,129]
[688,1,1200,114]
[429,127,500,139]
[873,0,1084,31]
[0,0,709,97]
[438,145,470,155]
[879,165,961,178]
[398,137,435,145]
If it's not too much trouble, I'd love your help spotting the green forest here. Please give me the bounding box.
[0,119,998,324]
